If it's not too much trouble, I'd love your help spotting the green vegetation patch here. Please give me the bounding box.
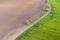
[16,0,60,40]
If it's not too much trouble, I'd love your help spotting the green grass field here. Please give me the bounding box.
[16,0,60,40]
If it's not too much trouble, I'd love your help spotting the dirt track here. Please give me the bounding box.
[0,0,45,40]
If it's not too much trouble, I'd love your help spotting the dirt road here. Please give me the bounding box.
[0,0,45,40]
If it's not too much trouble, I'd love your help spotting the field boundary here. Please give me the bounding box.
[2,0,51,40]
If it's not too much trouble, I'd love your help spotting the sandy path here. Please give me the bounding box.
[0,0,45,40]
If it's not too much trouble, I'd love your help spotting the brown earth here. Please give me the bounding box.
[0,0,45,40]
